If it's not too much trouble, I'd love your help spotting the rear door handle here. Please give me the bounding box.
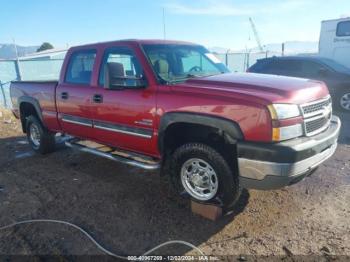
[61,92,69,100]
[93,94,103,103]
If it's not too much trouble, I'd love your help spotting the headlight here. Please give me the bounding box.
[267,104,303,141]
[267,104,301,120]
[272,124,303,141]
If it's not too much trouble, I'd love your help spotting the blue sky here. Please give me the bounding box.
[1,0,349,50]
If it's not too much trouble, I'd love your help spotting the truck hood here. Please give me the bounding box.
[185,73,329,105]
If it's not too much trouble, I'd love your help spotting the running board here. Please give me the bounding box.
[65,139,160,170]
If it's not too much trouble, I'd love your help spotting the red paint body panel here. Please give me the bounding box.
[10,39,331,159]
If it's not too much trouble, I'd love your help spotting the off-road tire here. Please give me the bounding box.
[26,115,55,154]
[170,143,241,211]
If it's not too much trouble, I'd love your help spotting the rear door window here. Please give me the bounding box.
[336,21,350,37]
[65,50,96,85]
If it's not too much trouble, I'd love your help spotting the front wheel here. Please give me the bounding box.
[26,115,56,154]
[170,143,241,211]
[337,90,350,112]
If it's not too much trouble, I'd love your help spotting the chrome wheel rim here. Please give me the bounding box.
[340,93,350,111]
[180,158,218,201]
[29,123,40,147]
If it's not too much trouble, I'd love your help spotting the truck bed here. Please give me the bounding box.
[10,80,60,131]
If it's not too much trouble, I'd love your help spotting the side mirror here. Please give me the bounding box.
[318,68,328,76]
[104,62,147,90]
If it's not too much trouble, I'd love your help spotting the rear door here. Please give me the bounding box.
[90,45,157,156]
[56,49,97,139]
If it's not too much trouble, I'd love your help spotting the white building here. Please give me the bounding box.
[319,17,350,68]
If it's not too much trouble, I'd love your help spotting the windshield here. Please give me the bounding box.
[142,44,230,83]
[320,58,350,73]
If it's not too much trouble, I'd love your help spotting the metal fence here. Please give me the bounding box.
[0,51,282,108]
[216,51,282,72]
[0,58,64,109]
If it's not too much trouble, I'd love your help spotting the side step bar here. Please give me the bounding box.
[65,139,160,170]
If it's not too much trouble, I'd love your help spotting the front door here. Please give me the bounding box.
[90,45,157,156]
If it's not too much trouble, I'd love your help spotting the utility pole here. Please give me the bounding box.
[162,8,166,40]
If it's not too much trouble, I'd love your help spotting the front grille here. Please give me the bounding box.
[301,96,332,136]
[305,116,330,134]
[301,96,332,117]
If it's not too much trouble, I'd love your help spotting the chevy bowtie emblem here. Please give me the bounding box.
[322,106,331,117]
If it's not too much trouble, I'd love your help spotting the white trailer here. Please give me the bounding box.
[319,17,350,68]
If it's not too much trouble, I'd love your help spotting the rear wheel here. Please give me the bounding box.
[170,143,241,211]
[26,115,56,154]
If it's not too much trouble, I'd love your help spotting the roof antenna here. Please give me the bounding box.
[162,8,166,40]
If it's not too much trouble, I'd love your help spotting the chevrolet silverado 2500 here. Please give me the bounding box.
[10,40,341,211]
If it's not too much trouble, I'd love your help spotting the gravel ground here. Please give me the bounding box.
[0,108,349,261]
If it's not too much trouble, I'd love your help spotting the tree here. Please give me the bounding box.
[37,42,54,52]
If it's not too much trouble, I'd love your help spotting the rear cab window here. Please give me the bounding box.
[65,50,96,85]
[336,21,350,37]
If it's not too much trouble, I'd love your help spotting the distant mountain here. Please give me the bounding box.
[209,41,319,55]
[0,44,39,59]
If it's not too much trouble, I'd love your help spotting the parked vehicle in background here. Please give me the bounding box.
[10,40,341,212]
[248,56,350,112]
[319,17,350,68]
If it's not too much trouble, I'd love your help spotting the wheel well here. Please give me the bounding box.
[19,102,40,133]
[163,122,237,168]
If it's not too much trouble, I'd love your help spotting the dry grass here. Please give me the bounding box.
[0,107,22,138]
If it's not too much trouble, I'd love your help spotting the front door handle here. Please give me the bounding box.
[61,92,69,100]
[93,94,103,103]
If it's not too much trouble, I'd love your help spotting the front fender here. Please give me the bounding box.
[158,112,244,153]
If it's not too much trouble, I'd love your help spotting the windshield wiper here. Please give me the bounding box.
[164,72,223,85]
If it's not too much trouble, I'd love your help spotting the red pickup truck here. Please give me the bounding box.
[10,39,341,211]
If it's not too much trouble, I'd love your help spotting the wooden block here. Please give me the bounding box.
[191,201,222,221]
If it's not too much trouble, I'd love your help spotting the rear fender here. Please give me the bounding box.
[18,96,44,132]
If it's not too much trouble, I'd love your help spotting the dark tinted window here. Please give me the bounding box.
[249,60,269,72]
[337,21,350,37]
[320,57,350,73]
[99,46,144,87]
[301,61,325,76]
[65,50,96,84]
[264,60,302,72]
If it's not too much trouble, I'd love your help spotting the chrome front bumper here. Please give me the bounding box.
[237,115,341,190]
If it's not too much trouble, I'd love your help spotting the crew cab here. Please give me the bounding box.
[10,39,341,212]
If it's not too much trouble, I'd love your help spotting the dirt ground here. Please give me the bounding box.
[0,108,349,261]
